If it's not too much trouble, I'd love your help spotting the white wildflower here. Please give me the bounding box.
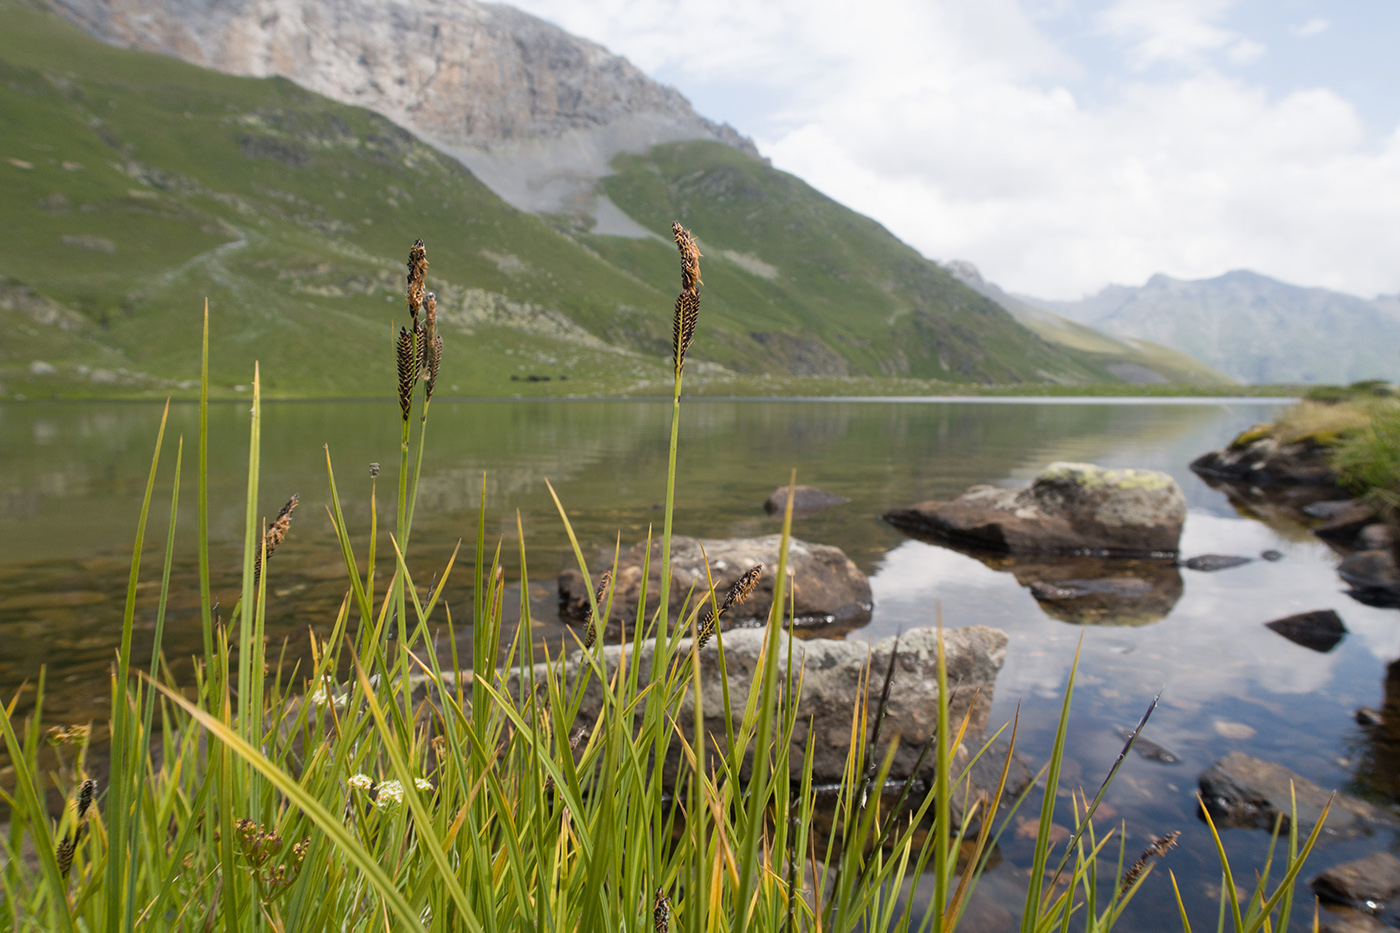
[372,779,404,811]
[347,773,373,792]
[414,778,433,792]
[311,685,346,709]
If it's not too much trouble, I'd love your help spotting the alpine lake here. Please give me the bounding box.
[2,396,1397,931]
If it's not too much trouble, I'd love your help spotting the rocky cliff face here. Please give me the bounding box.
[48,0,758,224]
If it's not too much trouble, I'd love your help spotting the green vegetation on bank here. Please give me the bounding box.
[1231,380,1400,509]
[0,235,1325,931]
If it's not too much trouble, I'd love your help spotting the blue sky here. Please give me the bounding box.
[510,0,1400,300]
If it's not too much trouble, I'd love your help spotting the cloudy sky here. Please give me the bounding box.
[507,0,1399,301]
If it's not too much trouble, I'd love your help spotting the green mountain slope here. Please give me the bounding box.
[0,0,1133,399]
[592,142,1112,383]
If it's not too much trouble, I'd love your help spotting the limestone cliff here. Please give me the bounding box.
[47,0,759,226]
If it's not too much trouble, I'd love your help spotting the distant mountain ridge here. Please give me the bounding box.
[1029,270,1400,385]
[942,261,1230,386]
[48,0,758,230]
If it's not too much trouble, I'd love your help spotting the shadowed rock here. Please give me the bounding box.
[1312,851,1400,911]
[1265,609,1347,653]
[559,534,872,639]
[763,484,849,516]
[884,462,1185,558]
[1191,435,1339,487]
[1181,554,1252,572]
[504,625,1008,784]
[1198,752,1399,838]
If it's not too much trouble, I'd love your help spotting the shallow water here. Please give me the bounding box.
[2,397,1397,930]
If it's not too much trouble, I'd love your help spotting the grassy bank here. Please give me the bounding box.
[0,236,1324,932]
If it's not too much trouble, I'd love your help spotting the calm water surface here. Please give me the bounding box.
[2,397,1397,931]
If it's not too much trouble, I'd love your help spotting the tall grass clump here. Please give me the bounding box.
[1334,399,1400,513]
[0,232,1327,931]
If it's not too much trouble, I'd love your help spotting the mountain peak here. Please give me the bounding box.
[50,0,761,222]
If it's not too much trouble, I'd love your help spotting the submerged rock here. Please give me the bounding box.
[1181,554,1253,572]
[505,625,1008,784]
[1313,502,1382,546]
[883,462,1186,558]
[1120,729,1180,764]
[763,484,849,515]
[559,534,872,638]
[1312,851,1400,911]
[1265,609,1347,653]
[1014,557,1183,626]
[1197,752,1399,838]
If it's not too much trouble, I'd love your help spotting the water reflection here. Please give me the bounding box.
[9,396,1400,931]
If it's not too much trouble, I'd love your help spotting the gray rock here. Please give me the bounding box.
[1357,524,1396,551]
[505,625,1009,784]
[1312,851,1400,910]
[884,462,1186,558]
[1261,549,1284,561]
[1014,557,1182,626]
[1320,909,1397,933]
[764,484,849,515]
[1314,502,1383,545]
[1265,610,1348,653]
[559,535,872,638]
[1182,554,1253,572]
[1339,549,1400,602]
[1191,436,1339,487]
[1356,707,1385,727]
[1305,499,1361,519]
[1198,752,1399,838]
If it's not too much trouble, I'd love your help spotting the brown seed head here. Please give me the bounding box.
[254,494,298,585]
[396,326,417,420]
[1120,831,1180,893]
[425,333,443,402]
[583,570,612,650]
[56,835,76,878]
[669,222,702,375]
[47,724,91,746]
[653,887,671,933]
[406,239,427,320]
[77,778,96,819]
[722,564,763,612]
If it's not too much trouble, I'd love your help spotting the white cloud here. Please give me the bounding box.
[1227,38,1265,64]
[1290,17,1330,38]
[508,0,1400,300]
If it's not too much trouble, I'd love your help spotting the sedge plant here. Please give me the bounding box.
[0,233,1329,931]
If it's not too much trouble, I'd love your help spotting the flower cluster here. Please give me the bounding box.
[372,779,404,811]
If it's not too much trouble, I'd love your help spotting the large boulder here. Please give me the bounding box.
[1190,433,1340,487]
[1198,752,1399,838]
[1311,851,1400,911]
[884,462,1186,558]
[504,625,1008,785]
[559,535,872,637]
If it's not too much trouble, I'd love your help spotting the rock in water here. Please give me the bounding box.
[1190,435,1339,487]
[558,535,872,638]
[1338,549,1400,605]
[763,485,849,515]
[1119,728,1180,764]
[883,462,1185,558]
[1311,851,1400,911]
[1265,609,1347,653]
[1197,752,1399,838]
[1182,554,1252,572]
[503,625,1009,784]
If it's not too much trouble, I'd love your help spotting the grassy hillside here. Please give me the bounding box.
[594,142,1112,384]
[2,0,1136,399]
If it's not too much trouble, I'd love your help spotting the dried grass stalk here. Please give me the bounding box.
[253,494,298,585]
[583,570,612,650]
[1120,831,1180,893]
[670,222,702,375]
[423,291,438,366]
[396,326,417,420]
